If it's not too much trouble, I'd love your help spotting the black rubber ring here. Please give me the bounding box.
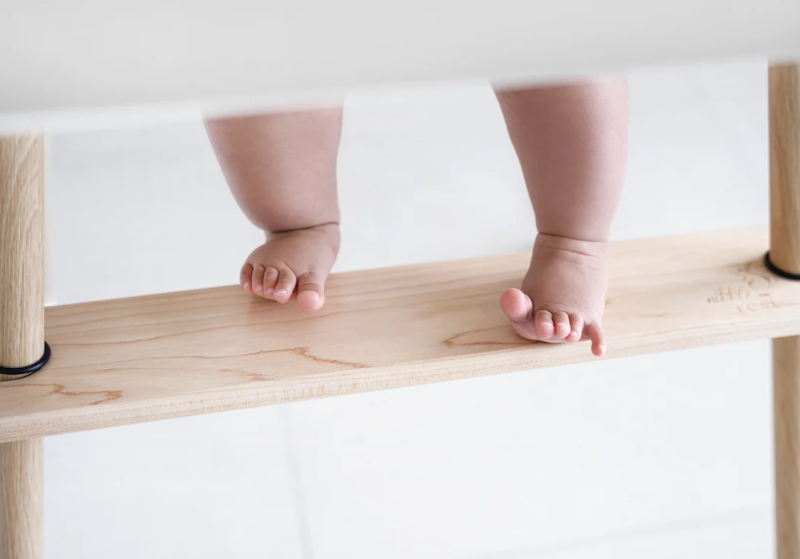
[764,252,800,281]
[0,342,51,376]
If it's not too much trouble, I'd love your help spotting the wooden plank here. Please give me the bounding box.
[0,227,797,442]
[0,0,798,125]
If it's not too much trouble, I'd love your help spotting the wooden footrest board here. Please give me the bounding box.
[1,227,797,442]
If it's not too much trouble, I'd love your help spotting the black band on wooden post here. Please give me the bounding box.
[765,252,800,281]
[0,342,50,376]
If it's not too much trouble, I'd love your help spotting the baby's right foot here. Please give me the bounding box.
[240,223,340,313]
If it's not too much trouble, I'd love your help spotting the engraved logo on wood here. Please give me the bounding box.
[706,261,778,314]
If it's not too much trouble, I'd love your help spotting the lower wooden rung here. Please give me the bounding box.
[0,227,796,442]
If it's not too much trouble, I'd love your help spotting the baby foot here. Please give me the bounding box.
[500,233,608,356]
[241,223,340,313]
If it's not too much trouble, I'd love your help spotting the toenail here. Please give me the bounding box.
[243,282,250,290]
[266,286,274,295]
[254,284,262,293]
[276,289,288,297]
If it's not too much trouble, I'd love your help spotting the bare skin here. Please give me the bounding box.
[205,108,343,313]
[496,79,628,356]
[205,79,627,355]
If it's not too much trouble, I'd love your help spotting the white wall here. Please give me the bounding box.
[43,58,773,558]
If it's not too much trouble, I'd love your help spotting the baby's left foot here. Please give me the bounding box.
[500,234,608,356]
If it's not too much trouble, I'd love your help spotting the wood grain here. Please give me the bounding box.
[0,440,42,559]
[771,63,800,275]
[0,136,44,378]
[0,135,45,559]
[776,336,800,559]
[0,227,798,443]
[772,61,800,559]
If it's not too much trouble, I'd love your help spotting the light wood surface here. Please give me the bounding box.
[0,136,44,378]
[0,440,42,559]
[772,61,800,559]
[771,64,800,275]
[0,135,45,559]
[0,227,797,443]
[776,336,800,559]
[0,0,798,127]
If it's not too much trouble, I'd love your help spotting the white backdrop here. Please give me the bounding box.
[1,0,799,122]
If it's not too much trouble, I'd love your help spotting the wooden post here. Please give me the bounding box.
[771,63,800,559]
[0,443,42,559]
[0,135,45,559]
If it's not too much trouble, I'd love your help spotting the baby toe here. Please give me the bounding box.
[297,271,325,313]
[552,311,571,340]
[274,268,297,303]
[262,267,280,298]
[586,321,607,357]
[240,264,254,294]
[534,310,555,339]
[566,314,584,342]
[251,265,266,296]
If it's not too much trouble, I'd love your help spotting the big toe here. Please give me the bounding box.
[500,289,540,340]
[500,288,532,321]
[297,271,326,313]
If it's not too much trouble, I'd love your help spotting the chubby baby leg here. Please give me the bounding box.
[205,107,343,312]
[495,78,628,355]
